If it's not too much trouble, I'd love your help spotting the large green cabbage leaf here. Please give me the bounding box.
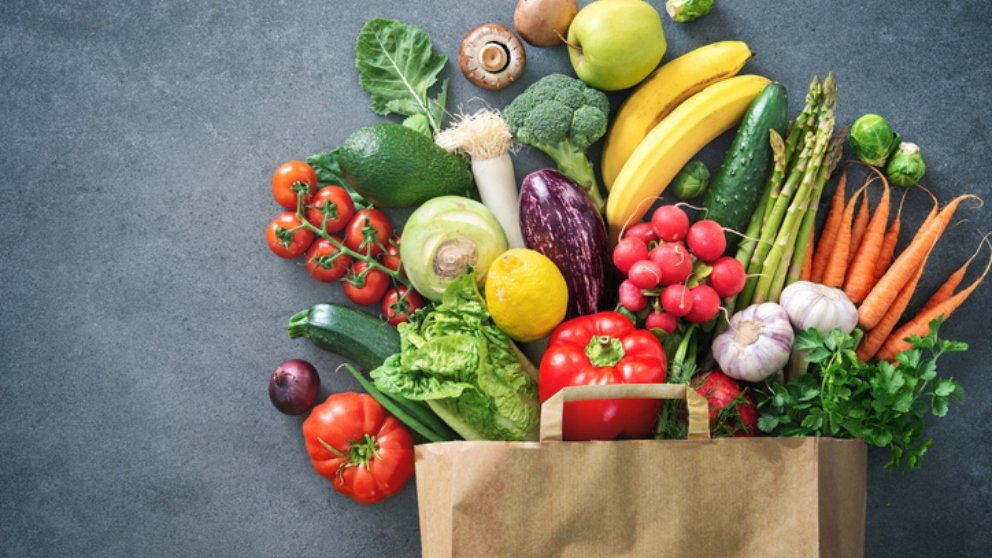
[371,273,539,441]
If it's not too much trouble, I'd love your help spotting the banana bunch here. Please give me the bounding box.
[602,41,768,240]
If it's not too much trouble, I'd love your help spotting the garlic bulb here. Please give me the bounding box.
[779,281,858,336]
[712,303,794,382]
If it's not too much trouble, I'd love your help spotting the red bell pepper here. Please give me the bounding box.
[539,311,667,441]
[302,392,415,504]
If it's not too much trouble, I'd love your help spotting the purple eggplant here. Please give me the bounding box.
[519,169,612,318]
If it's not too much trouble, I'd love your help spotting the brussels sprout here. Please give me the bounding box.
[670,160,710,200]
[886,142,926,187]
[665,0,714,22]
[848,114,901,166]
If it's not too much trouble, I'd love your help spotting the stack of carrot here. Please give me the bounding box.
[805,166,988,361]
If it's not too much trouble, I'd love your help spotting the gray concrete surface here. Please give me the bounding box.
[1,1,990,556]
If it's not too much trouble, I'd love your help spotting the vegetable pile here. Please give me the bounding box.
[263,4,988,507]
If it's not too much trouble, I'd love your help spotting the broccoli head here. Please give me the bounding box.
[503,74,610,210]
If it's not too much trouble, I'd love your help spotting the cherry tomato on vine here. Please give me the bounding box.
[343,261,390,306]
[305,237,352,282]
[272,160,317,210]
[305,186,355,234]
[381,286,425,325]
[380,235,402,273]
[266,212,314,259]
[345,209,393,257]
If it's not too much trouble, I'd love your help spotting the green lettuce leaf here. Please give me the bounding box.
[355,18,448,134]
[371,274,539,441]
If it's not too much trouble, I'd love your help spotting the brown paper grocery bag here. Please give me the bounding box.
[415,383,866,558]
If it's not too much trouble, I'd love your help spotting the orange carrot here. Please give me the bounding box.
[800,235,814,281]
[811,170,847,283]
[857,263,927,361]
[858,194,980,330]
[844,171,891,303]
[876,236,992,361]
[821,183,867,288]
[919,233,992,314]
[847,188,871,266]
[872,189,907,285]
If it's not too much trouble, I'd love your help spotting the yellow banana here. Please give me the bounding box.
[606,74,771,241]
[601,41,753,190]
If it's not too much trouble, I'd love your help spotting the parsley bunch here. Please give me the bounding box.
[757,318,966,469]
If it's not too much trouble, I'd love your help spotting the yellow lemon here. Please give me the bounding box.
[485,249,568,342]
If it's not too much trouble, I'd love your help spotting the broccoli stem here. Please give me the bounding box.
[542,141,605,212]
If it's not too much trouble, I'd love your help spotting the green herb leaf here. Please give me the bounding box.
[934,378,957,397]
[756,319,967,470]
[806,347,832,364]
[355,19,448,133]
[794,328,822,351]
[931,395,949,417]
[940,340,969,353]
[757,415,780,433]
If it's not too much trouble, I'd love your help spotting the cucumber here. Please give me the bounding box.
[287,303,399,372]
[703,82,789,250]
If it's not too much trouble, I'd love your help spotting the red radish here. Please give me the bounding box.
[612,237,649,274]
[661,284,693,317]
[686,219,727,263]
[709,256,746,297]
[645,311,678,334]
[691,371,758,437]
[618,280,648,312]
[628,260,662,289]
[649,242,693,285]
[684,284,721,323]
[623,222,657,244]
[651,205,690,242]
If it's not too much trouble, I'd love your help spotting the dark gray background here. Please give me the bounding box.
[2,1,990,556]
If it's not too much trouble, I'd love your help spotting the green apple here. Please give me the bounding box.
[567,0,667,91]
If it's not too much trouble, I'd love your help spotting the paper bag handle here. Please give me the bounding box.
[539,383,711,442]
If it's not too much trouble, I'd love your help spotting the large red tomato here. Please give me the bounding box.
[301,393,414,504]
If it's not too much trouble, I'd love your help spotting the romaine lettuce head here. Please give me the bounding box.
[371,273,540,441]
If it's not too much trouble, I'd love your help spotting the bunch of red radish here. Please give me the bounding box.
[612,204,747,332]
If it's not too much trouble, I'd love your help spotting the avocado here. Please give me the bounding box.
[336,123,474,207]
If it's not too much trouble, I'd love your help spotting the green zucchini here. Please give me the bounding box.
[287,303,400,371]
[703,82,789,250]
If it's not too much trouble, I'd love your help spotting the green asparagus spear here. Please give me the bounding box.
[783,76,822,168]
[752,76,837,302]
[785,132,846,286]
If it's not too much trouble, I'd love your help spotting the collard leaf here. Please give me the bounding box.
[355,19,447,132]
